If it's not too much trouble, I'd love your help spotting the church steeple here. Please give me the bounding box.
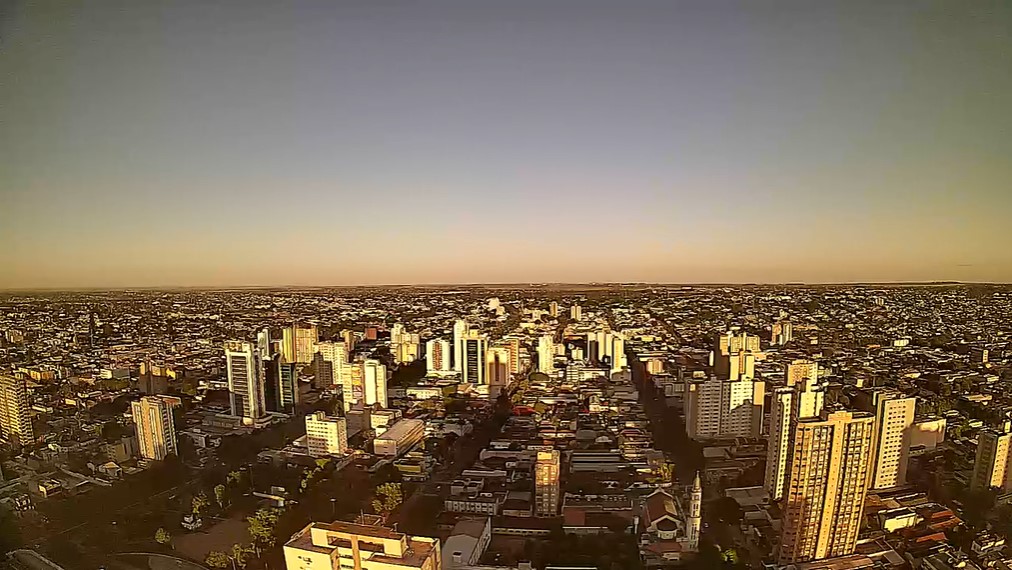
[687,471,702,550]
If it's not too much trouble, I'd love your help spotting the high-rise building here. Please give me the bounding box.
[570,304,582,321]
[452,319,468,372]
[771,321,793,346]
[685,375,764,439]
[283,324,318,364]
[501,338,521,374]
[778,410,875,565]
[537,335,555,373]
[786,359,819,386]
[534,449,561,517]
[549,301,559,318]
[363,359,388,408]
[340,329,357,353]
[972,425,1012,491]
[426,338,452,374]
[862,391,915,490]
[712,331,761,379]
[461,331,488,385]
[225,340,266,423]
[316,341,349,388]
[343,362,366,410]
[390,324,421,364]
[283,521,441,570]
[765,367,826,500]
[486,346,511,398]
[266,356,300,413]
[0,375,34,447]
[304,412,348,457]
[131,395,181,461]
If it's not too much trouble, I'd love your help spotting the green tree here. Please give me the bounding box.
[214,484,227,509]
[246,508,280,558]
[371,482,403,517]
[230,544,250,569]
[227,470,242,486]
[205,551,230,570]
[155,527,172,546]
[192,491,210,516]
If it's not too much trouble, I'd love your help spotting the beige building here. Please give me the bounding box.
[305,412,348,457]
[283,324,319,364]
[765,373,827,501]
[685,375,764,440]
[534,450,561,517]
[425,339,452,375]
[283,521,440,570]
[865,392,916,490]
[972,427,1012,491]
[778,410,875,565]
[316,341,349,388]
[131,395,181,461]
[537,335,555,373]
[570,304,582,321]
[0,375,34,447]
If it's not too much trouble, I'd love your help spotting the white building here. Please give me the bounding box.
[316,341,348,388]
[453,319,468,372]
[363,359,388,408]
[686,375,764,439]
[225,340,266,423]
[461,332,487,385]
[765,367,826,500]
[374,418,425,457]
[305,412,348,457]
[425,338,452,375]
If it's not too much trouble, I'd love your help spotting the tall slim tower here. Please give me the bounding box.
[425,338,452,374]
[486,346,511,398]
[778,410,875,565]
[452,319,468,372]
[549,301,559,318]
[687,472,702,551]
[225,341,266,423]
[534,450,561,517]
[569,304,582,321]
[461,332,488,385]
[0,375,33,447]
[131,395,182,460]
[537,335,555,373]
[363,359,388,408]
[972,426,1012,491]
[316,341,349,387]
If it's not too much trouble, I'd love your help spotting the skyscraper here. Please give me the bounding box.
[452,319,468,372]
[486,346,511,398]
[549,301,559,318]
[461,331,487,385]
[0,375,33,447]
[972,425,1012,491]
[778,410,875,565]
[765,366,825,500]
[537,335,555,373]
[712,331,761,379]
[426,338,452,374]
[225,340,266,423]
[363,359,388,408]
[283,324,318,364]
[864,391,915,490]
[131,395,181,461]
[316,341,349,388]
[390,324,421,364]
[304,412,348,457]
[534,449,561,517]
[570,304,582,321]
[278,360,299,413]
[685,375,765,439]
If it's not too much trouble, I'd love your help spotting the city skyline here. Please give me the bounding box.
[3,0,1011,288]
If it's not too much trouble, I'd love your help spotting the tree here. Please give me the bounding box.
[205,551,230,570]
[246,508,280,558]
[230,544,250,569]
[192,491,210,516]
[371,482,403,517]
[155,527,172,546]
[227,470,243,486]
[214,484,227,509]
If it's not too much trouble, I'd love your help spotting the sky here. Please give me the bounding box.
[1,0,1010,288]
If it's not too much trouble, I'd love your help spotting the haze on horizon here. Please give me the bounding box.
[2,1,1010,289]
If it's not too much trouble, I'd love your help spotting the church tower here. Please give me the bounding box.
[687,471,702,550]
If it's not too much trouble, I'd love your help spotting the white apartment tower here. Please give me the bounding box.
[452,319,468,372]
[225,340,266,423]
[537,335,555,373]
[363,359,388,408]
[461,332,488,385]
[131,395,182,460]
[425,338,452,374]
[765,361,825,500]
[867,392,916,490]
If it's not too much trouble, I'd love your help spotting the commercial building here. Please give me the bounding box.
[425,338,452,375]
[131,395,181,461]
[534,450,561,517]
[460,331,487,385]
[0,375,33,447]
[304,412,348,457]
[778,410,875,565]
[225,340,266,423]
[283,521,441,570]
[374,418,425,457]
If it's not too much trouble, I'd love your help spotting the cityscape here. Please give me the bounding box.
[2,1,1011,570]
[1,285,1011,570]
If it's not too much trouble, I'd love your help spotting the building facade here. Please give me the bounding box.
[225,340,266,423]
[305,412,348,457]
[283,521,441,570]
[131,395,182,461]
[534,450,561,517]
[0,375,33,447]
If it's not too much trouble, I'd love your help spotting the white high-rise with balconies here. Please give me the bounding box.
[225,340,266,423]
